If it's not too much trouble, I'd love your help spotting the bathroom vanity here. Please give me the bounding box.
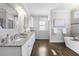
[0,32,35,56]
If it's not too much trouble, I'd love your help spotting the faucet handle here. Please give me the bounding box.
[1,38,5,43]
[10,35,14,41]
[6,34,9,37]
[1,38,7,43]
[14,34,19,39]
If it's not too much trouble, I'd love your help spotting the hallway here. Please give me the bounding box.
[31,40,79,56]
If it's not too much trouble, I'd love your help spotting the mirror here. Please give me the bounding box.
[0,18,4,29]
[0,8,6,29]
[0,8,18,29]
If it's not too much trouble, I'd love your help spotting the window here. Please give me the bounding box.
[39,17,47,31]
[74,11,79,18]
[54,19,65,27]
[39,20,46,30]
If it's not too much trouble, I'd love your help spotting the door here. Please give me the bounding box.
[34,16,49,39]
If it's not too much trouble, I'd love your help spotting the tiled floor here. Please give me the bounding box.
[31,39,79,56]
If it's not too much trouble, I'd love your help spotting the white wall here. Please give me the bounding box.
[71,8,79,37]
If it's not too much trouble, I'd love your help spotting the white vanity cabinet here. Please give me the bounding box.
[22,33,35,56]
[0,33,35,56]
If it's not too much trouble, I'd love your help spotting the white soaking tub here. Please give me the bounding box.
[64,37,79,54]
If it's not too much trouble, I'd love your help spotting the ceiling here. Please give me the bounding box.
[25,3,73,16]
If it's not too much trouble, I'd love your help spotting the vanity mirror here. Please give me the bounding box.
[0,18,4,29]
[7,13,15,29]
[0,8,18,29]
[0,8,6,29]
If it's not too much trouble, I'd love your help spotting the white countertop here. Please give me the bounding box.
[0,32,35,47]
[64,37,74,40]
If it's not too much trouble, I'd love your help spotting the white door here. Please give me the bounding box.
[34,16,49,39]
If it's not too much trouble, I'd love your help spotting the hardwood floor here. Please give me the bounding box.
[31,39,79,56]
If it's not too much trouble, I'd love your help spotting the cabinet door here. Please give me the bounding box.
[27,44,32,56]
[26,34,35,56]
[22,33,35,56]
[0,47,21,56]
[22,41,33,56]
[22,41,29,56]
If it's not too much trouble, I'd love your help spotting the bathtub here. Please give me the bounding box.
[64,37,79,54]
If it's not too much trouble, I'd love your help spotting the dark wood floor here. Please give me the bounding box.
[31,39,79,56]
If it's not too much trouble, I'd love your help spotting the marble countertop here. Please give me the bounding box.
[64,37,74,40]
[0,32,35,47]
[64,37,79,41]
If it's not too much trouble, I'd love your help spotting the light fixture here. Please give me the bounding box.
[48,15,50,21]
[15,5,26,16]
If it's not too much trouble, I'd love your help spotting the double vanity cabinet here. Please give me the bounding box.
[0,32,35,56]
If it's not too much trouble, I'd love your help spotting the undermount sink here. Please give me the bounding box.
[72,40,79,41]
[71,39,79,41]
[15,38,23,41]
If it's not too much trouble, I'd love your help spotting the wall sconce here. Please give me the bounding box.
[15,5,26,16]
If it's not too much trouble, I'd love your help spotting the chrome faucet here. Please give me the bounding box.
[1,38,5,43]
[10,35,14,41]
[14,34,18,39]
[1,34,9,43]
